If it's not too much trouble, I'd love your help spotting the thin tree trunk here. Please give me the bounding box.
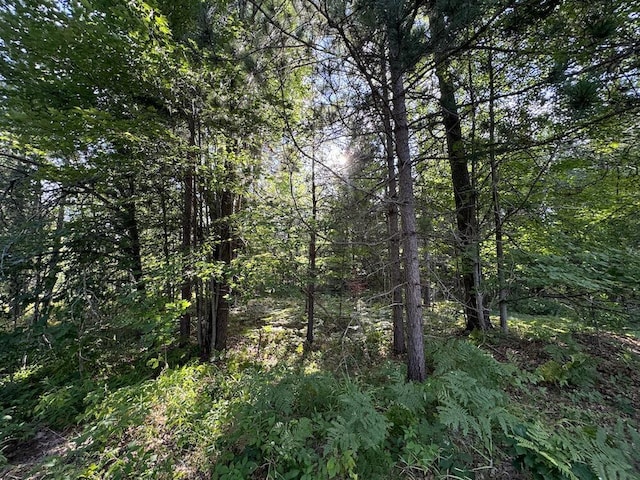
[214,162,235,352]
[159,178,172,298]
[200,280,218,360]
[201,186,218,360]
[10,273,22,328]
[423,245,432,310]
[489,50,508,332]
[39,196,67,324]
[33,263,42,326]
[214,282,230,351]
[123,178,145,293]
[180,119,196,343]
[306,154,317,347]
[389,33,425,382]
[382,79,406,355]
[32,183,44,326]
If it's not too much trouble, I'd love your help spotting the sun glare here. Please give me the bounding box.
[325,143,349,170]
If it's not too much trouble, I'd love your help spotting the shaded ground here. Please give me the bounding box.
[1,428,74,480]
[485,329,639,421]
[574,332,640,422]
[231,298,640,427]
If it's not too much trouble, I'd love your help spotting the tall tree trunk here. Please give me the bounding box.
[180,119,196,343]
[382,79,405,355]
[423,244,432,310]
[306,153,317,347]
[214,161,235,352]
[9,273,22,328]
[32,182,44,326]
[200,157,237,356]
[159,178,172,298]
[389,33,426,382]
[200,279,218,360]
[123,178,145,293]
[200,188,217,360]
[431,6,490,332]
[488,50,508,332]
[39,196,67,324]
[436,64,487,331]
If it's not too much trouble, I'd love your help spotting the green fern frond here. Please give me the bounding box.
[438,400,473,436]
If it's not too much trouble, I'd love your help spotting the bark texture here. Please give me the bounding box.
[382,67,406,355]
[180,120,196,342]
[489,50,508,332]
[389,33,426,382]
[385,108,406,355]
[432,7,488,331]
[306,156,317,347]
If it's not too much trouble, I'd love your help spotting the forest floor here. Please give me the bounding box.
[432,306,640,436]
[487,330,640,424]
[1,297,639,479]
[225,298,640,477]
[1,428,74,480]
[223,298,640,477]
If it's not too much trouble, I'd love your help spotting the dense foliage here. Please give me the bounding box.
[1,0,639,478]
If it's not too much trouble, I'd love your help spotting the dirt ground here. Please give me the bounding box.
[1,428,74,480]
[485,330,640,425]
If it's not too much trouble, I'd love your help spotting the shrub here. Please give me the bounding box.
[536,343,598,388]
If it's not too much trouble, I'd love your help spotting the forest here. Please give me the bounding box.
[0,0,639,478]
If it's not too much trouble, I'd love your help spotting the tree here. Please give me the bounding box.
[386,3,427,380]
[482,0,640,321]
[0,0,171,318]
[306,0,428,381]
[431,4,489,331]
[163,0,311,356]
[382,77,406,354]
[0,0,304,360]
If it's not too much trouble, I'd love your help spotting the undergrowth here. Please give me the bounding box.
[2,298,639,479]
[18,337,637,480]
[0,296,187,467]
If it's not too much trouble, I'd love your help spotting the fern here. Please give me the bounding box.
[433,368,517,455]
[386,372,436,416]
[509,422,581,479]
[508,420,638,480]
[583,426,635,480]
[326,383,389,452]
[426,338,517,388]
[438,400,474,437]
